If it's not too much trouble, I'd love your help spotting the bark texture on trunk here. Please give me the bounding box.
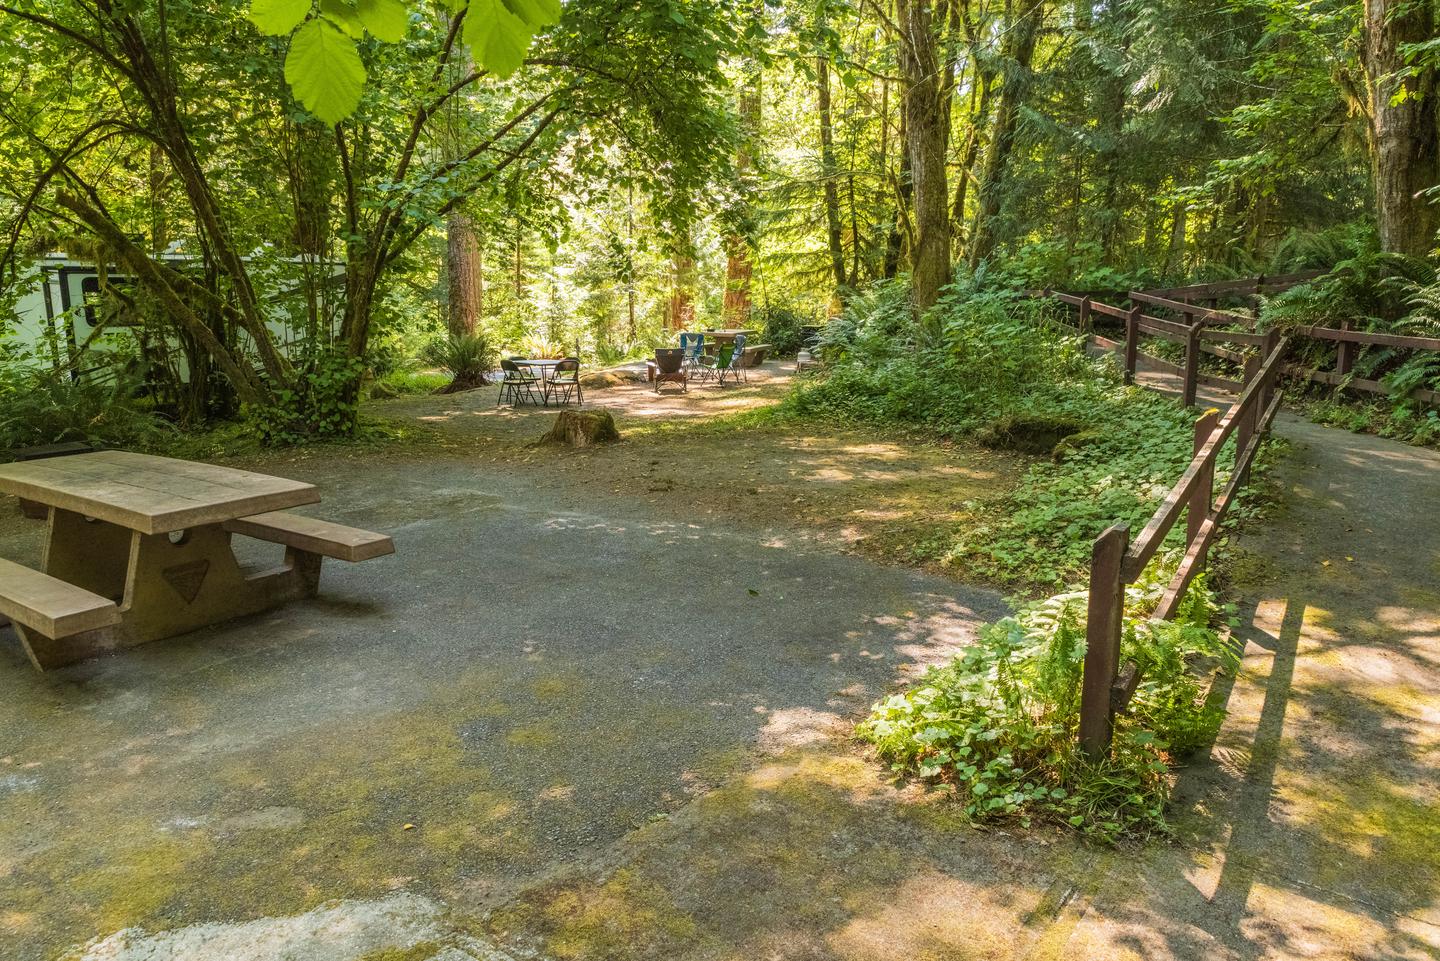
[950,70,993,249]
[1362,0,1440,257]
[668,253,696,331]
[883,112,914,280]
[895,0,951,312]
[724,6,763,325]
[967,0,1043,267]
[441,40,484,338]
[1166,202,1188,276]
[722,243,754,324]
[818,53,849,291]
[446,212,484,337]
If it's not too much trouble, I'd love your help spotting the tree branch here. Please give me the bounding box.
[0,4,135,79]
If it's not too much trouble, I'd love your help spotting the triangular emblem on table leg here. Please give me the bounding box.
[162,560,210,604]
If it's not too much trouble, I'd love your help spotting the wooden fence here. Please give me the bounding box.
[1046,289,1273,407]
[1036,273,1440,756]
[1077,335,1289,757]
[1042,277,1440,409]
[1138,270,1325,305]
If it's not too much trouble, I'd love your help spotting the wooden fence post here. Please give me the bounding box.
[1124,307,1141,385]
[1183,322,1202,407]
[1236,353,1260,487]
[1336,318,1354,377]
[1188,409,1219,546]
[1080,524,1129,759]
[1259,329,1280,425]
[1078,296,1093,335]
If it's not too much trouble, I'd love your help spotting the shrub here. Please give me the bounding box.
[420,331,499,392]
[780,272,1213,586]
[756,304,815,356]
[517,334,567,359]
[243,348,364,446]
[859,563,1236,843]
[1262,253,1440,446]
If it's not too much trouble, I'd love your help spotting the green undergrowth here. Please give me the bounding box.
[1302,395,1440,448]
[148,415,442,463]
[785,274,1272,842]
[860,561,1239,843]
[778,275,1267,589]
[1261,253,1440,447]
[370,369,453,398]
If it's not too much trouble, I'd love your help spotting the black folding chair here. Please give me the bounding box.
[544,357,583,406]
[497,358,540,406]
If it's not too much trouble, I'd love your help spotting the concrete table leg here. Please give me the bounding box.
[16,509,325,670]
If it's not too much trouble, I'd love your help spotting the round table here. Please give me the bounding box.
[513,359,567,406]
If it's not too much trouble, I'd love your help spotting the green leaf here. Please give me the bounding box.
[355,0,408,42]
[319,0,365,35]
[502,0,559,28]
[285,18,366,125]
[249,0,311,35]
[463,0,534,77]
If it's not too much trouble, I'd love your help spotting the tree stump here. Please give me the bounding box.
[541,409,621,447]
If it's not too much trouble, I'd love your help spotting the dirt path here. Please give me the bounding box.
[372,363,1031,583]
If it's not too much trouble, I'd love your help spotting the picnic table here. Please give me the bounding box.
[0,450,393,671]
[697,328,757,348]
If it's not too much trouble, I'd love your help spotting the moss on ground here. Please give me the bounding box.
[0,659,639,951]
[354,943,442,961]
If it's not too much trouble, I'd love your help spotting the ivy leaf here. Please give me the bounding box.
[285,19,366,125]
[463,0,533,77]
[249,0,311,35]
[355,0,409,42]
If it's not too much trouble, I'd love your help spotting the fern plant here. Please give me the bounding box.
[0,365,169,452]
[420,331,499,393]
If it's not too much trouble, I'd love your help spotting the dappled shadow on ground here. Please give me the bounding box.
[3,357,1439,960]
[370,358,1030,587]
[468,381,1440,961]
[375,360,799,446]
[475,572,1438,961]
[483,749,1096,961]
[1100,420,1440,959]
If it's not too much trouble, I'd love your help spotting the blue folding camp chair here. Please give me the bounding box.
[679,332,706,378]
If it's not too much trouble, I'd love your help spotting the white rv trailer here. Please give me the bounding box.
[2,253,345,376]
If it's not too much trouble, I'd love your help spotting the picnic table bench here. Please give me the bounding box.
[0,450,394,671]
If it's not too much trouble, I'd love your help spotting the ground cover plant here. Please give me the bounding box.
[0,363,171,453]
[860,563,1236,843]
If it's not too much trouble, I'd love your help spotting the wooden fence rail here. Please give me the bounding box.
[1139,270,1326,303]
[1041,285,1440,410]
[1127,291,1256,329]
[1044,289,1273,407]
[1078,336,1289,758]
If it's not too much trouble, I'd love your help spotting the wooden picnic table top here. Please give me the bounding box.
[0,450,319,535]
[695,328,757,340]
